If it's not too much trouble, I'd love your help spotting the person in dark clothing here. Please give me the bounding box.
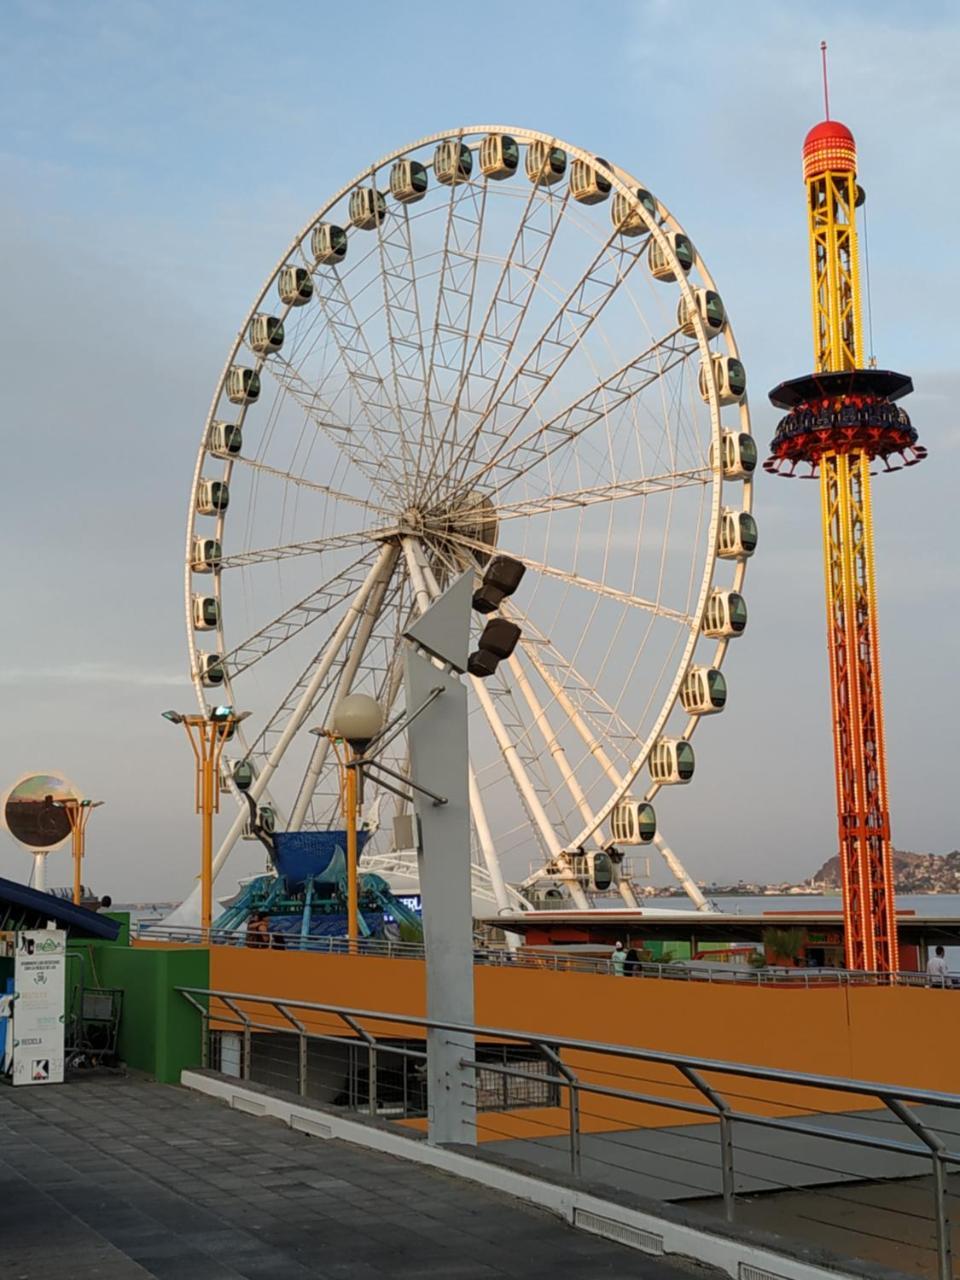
[624,947,641,977]
[246,911,269,949]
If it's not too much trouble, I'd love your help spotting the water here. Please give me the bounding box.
[662,893,960,917]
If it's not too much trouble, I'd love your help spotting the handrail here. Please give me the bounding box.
[141,922,954,988]
[178,983,959,1277]
[177,984,960,1109]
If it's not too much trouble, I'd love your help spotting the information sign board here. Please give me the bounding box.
[13,929,66,1086]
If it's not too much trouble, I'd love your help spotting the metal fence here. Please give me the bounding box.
[178,985,960,1279]
[142,922,957,989]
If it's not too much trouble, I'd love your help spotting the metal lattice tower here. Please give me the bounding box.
[766,95,926,972]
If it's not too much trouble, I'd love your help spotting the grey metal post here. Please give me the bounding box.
[298,1033,308,1097]
[885,1097,953,1280]
[403,573,476,1146]
[678,1064,736,1221]
[541,1045,582,1177]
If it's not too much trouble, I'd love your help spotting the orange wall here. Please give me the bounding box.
[208,946,960,1139]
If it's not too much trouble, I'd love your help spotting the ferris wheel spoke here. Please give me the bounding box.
[493,466,710,521]
[230,454,393,517]
[219,552,378,676]
[422,171,571,493]
[459,328,696,498]
[369,197,438,486]
[218,527,394,570]
[288,546,402,828]
[260,352,403,497]
[309,262,419,493]
[208,545,398,881]
[441,532,693,626]
[511,620,636,773]
[506,646,607,848]
[413,173,488,486]
[428,230,648,504]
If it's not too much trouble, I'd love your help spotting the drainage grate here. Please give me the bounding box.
[232,1095,265,1116]
[740,1265,789,1280]
[573,1208,664,1255]
[291,1114,333,1139]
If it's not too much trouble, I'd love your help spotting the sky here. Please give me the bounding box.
[1,0,958,901]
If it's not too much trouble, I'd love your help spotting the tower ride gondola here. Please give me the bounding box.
[766,52,926,972]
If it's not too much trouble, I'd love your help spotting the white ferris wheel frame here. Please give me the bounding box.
[183,124,753,912]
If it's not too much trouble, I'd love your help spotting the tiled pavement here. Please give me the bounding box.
[0,1077,719,1279]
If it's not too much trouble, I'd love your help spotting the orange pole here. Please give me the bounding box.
[346,753,359,951]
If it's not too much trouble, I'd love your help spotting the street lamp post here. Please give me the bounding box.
[54,798,104,905]
[162,706,250,939]
[315,694,384,950]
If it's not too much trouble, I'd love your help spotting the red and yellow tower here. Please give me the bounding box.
[766,108,926,973]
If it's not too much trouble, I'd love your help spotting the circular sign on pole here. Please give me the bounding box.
[2,773,77,852]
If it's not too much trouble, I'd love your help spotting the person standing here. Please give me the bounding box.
[927,945,950,987]
[611,941,626,977]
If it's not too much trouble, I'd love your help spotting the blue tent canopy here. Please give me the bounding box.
[0,874,119,940]
[272,829,372,892]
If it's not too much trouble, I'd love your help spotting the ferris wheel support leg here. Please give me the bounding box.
[507,650,608,851]
[209,545,397,884]
[652,832,711,912]
[287,547,399,830]
[467,767,519,945]
[517,634,626,792]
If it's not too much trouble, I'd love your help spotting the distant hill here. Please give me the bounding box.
[812,849,960,892]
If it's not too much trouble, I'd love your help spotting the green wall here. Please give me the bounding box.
[69,935,208,1083]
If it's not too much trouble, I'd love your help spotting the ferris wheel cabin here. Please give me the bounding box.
[248,314,284,355]
[389,160,429,203]
[680,666,727,715]
[277,265,314,306]
[191,537,222,573]
[349,187,386,230]
[718,508,758,559]
[678,288,725,338]
[699,354,746,406]
[713,431,758,480]
[525,140,566,185]
[311,222,349,263]
[610,798,657,844]
[207,421,242,458]
[611,186,657,235]
[702,589,748,637]
[649,232,694,281]
[434,140,472,185]
[196,653,224,687]
[196,478,229,515]
[650,738,695,785]
[192,595,220,631]
[479,134,519,179]
[570,157,612,205]
[226,366,260,406]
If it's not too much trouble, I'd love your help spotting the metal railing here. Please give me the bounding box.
[178,985,960,1279]
[140,923,958,988]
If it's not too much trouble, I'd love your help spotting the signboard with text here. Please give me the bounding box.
[13,930,66,1086]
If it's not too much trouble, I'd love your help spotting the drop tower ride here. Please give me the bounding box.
[766,49,926,972]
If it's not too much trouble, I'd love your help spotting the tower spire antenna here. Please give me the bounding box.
[820,40,830,119]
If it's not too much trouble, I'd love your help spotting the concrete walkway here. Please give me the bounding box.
[0,1077,719,1279]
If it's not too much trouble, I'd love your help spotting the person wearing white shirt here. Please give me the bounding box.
[927,945,950,986]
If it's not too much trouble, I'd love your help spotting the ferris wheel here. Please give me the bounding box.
[184,125,756,915]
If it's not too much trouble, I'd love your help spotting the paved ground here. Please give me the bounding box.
[0,1076,719,1279]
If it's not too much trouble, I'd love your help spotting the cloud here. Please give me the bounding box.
[0,664,186,689]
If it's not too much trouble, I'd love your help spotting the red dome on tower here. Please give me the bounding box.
[803,119,857,181]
